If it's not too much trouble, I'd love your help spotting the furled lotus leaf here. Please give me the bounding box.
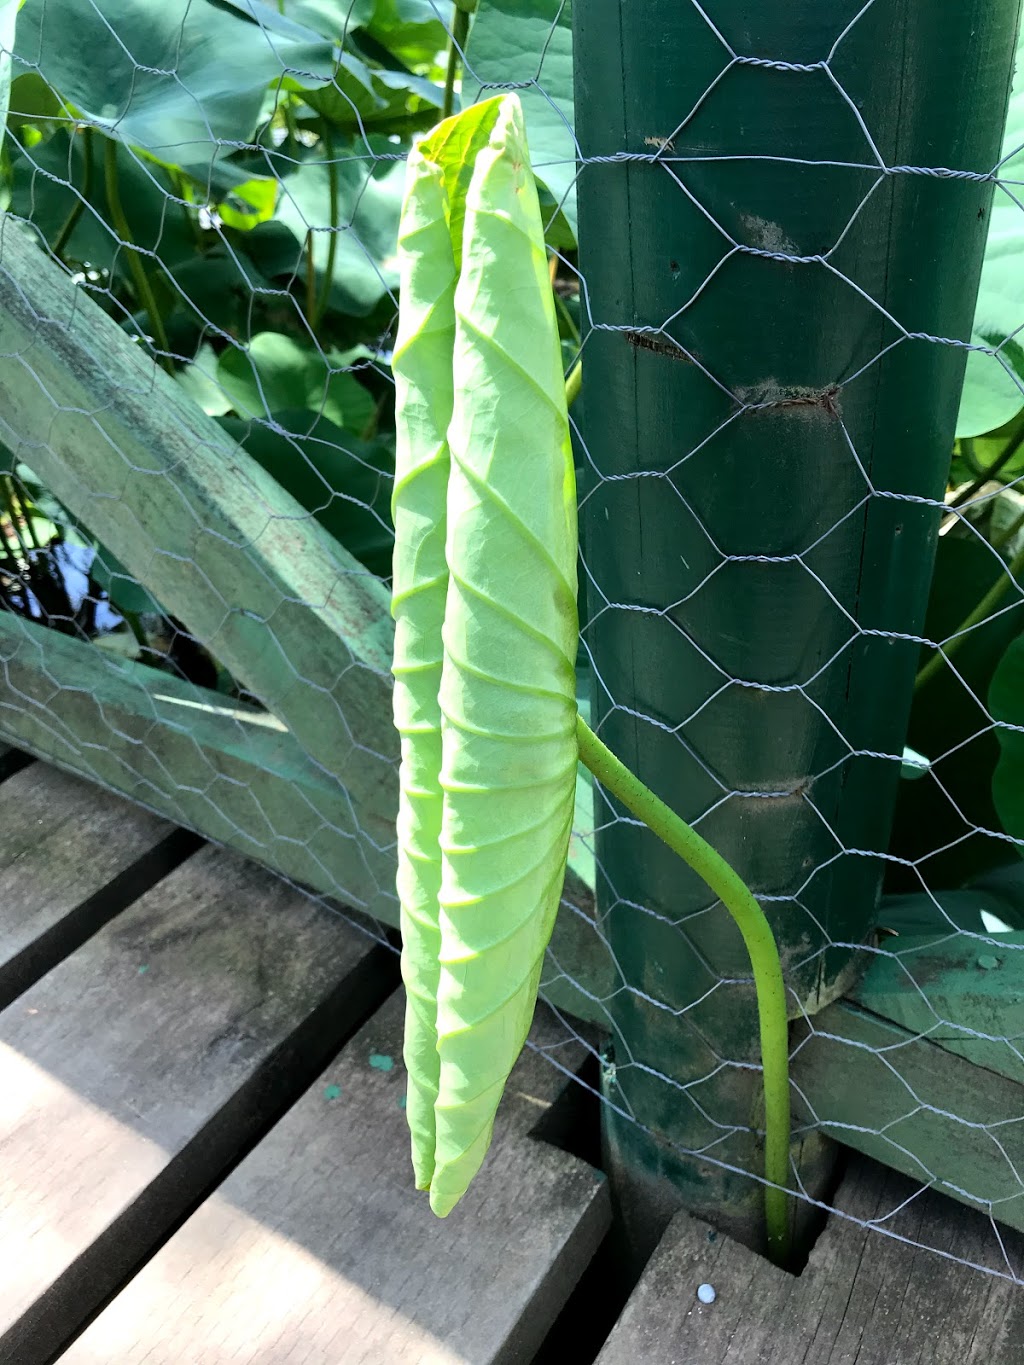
[392,93,579,1215]
[392,93,575,1204]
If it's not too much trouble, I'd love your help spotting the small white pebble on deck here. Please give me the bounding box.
[697,1283,716,1305]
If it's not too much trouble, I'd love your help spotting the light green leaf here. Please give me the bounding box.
[958,21,1024,437]
[392,93,578,1217]
[302,52,443,130]
[390,93,507,1196]
[432,95,578,1217]
[216,177,278,233]
[217,332,376,433]
[465,0,576,238]
[14,0,335,169]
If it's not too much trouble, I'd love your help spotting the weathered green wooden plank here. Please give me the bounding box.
[0,214,398,903]
[0,609,394,918]
[0,611,613,1020]
[846,931,1024,1087]
[791,999,1024,1236]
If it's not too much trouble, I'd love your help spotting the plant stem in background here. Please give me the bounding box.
[564,359,582,410]
[442,3,474,121]
[313,129,340,334]
[53,126,94,263]
[915,522,1024,691]
[575,714,793,1266]
[103,139,173,373]
[949,423,1024,512]
[304,229,317,330]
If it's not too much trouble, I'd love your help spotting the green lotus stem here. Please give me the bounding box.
[564,359,582,410]
[103,138,172,373]
[575,714,792,1265]
[442,3,473,121]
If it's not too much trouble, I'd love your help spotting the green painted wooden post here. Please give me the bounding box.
[572,0,1021,1251]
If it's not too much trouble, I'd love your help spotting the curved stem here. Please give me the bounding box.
[576,715,792,1265]
[103,138,172,372]
[442,5,472,121]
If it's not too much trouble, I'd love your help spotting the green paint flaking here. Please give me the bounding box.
[369,1053,394,1072]
[323,1084,342,1100]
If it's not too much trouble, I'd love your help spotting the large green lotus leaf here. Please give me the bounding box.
[465,0,576,238]
[14,0,334,170]
[220,410,394,577]
[958,22,1024,438]
[220,0,375,39]
[217,332,375,433]
[432,95,578,1217]
[991,632,1024,848]
[389,92,510,1197]
[273,151,407,316]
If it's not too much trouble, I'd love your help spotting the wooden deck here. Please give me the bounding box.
[1,751,1022,1363]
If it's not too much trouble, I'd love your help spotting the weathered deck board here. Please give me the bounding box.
[0,762,195,1007]
[65,994,611,1365]
[0,844,394,1365]
[595,1153,1024,1364]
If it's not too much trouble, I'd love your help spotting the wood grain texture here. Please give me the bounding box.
[0,760,190,1006]
[65,993,610,1365]
[0,613,614,1022]
[596,1153,1024,1365]
[0,843,391,1364]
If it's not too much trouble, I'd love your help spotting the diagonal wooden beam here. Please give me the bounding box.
[0,214,398,893]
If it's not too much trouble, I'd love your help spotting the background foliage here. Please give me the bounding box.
[0,0,1022,926]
